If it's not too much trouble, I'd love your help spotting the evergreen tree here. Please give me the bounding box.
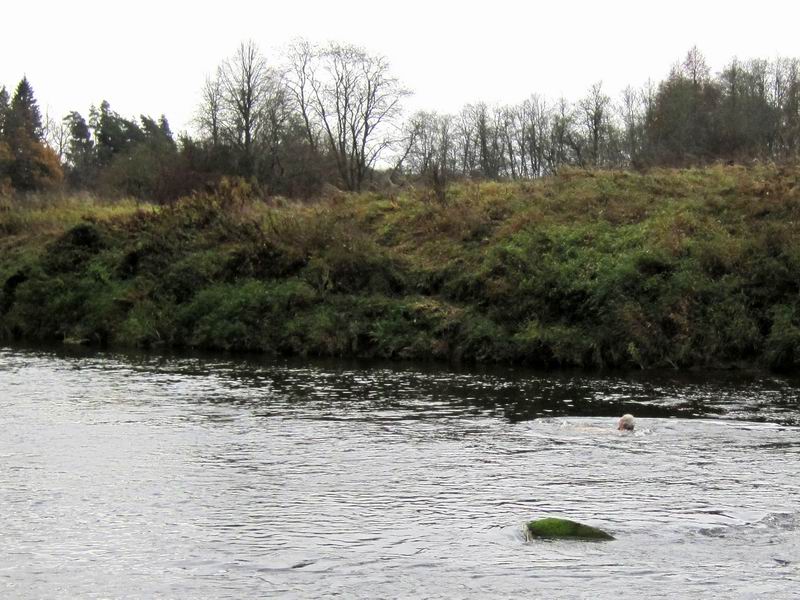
[0,86,9,139]
[644,50,722,165]
[64,111,96,187]
[717,59,780,159]
[7,77,43,141]
[140,115,175,149]
[90,101,144,165]
[158,115,173,140]
[3,78,61,190]
[0,87,10,191]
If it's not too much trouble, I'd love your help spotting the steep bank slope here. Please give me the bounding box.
[2,165,800,370]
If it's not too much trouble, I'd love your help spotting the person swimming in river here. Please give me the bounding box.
[617,414,635,431]
[557,414,636,433]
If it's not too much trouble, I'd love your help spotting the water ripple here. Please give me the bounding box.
[1,346,799,598]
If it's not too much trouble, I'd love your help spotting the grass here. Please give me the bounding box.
[2,164,800,370]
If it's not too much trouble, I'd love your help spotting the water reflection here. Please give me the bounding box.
[9,343,798,424]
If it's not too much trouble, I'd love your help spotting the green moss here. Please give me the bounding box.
[525,518,615,541]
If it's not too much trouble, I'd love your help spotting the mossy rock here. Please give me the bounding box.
[525,518,614,541]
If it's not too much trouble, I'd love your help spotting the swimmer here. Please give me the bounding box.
[617,414,635,431]
[556,414,636,434]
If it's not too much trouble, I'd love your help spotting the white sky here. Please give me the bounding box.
[2,0,799,135]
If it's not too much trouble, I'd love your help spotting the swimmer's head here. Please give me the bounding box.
[618,414,635,431]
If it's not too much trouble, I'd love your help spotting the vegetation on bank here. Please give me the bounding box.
[2,165,800,371]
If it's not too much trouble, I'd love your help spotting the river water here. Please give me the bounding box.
[1,346,798,598]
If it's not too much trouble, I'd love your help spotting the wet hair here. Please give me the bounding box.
[618,414,635,431]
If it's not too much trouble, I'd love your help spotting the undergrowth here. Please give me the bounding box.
[2,164,800,370]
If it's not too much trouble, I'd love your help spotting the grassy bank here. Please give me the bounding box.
[2,165,800,370]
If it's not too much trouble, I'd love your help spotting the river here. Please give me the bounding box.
[1,346,798,598]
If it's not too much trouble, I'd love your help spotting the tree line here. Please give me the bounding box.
[2,44,800,200]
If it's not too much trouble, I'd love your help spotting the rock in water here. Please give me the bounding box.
[525,518,614,541]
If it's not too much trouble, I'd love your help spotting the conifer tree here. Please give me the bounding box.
[0,87,11,193]
[7,77,43,141]
[64,111,95,187]
[4,78,61,190]
[140,115,174,148]
[158,115,173,140]
[0,86,9,139]
[90,101,144,165]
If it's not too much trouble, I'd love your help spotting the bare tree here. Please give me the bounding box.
[285,39,319,153]
[454,106,476,176]
[619,85,646,165]
[42,110,70,162]
[195,74,223,147]
[498,105,520,179]
[307,42,410,191]
[681,46,711,87]
[775,58,800,157]
[217,40,277,175]
[577,82,613,166]
[519,95,551,177]
[548,97,576,171]
[406,111,453,200]
[258,82,293,184]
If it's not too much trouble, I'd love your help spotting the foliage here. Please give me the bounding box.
[2,166,800,371]
[0,78,62,191]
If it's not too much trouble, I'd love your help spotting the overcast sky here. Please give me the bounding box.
[2,0,799,135]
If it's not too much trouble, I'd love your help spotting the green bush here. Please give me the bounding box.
[3,166,800,371]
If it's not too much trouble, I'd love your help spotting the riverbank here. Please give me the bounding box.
[2,165,800,370]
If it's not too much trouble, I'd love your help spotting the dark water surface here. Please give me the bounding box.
[1,346,799,598]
